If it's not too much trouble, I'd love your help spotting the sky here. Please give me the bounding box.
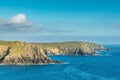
[0,0,120,44]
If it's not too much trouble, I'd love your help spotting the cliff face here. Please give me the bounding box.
[0,42,58,65]
[39,42,104,55]
[0,45,10,62]
[0,41,105,64]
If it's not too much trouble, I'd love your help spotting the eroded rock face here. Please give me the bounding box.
[2,47,53,64]
[43,47,94,55]
[42,42,103,55]
[0,46,10,62]
[0,42,59,65]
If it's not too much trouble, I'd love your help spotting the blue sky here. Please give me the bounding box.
[0,0,120,44]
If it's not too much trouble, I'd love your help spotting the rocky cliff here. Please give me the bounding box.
[0,41,59,65]
[0,45,10,63]
[38,42,105,55]
[0,41,105,65]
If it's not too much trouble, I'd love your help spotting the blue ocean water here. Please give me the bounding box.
[0,45,120,80]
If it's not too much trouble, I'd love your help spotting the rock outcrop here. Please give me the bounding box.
[0,41,105,65]
[0,41,59,65]
[0,45,10,62]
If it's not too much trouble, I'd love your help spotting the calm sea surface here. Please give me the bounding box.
[0,45,120,80]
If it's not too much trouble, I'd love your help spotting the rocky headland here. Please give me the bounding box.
[0,40,105,65]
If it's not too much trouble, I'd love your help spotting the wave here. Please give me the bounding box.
[64,66,117,80]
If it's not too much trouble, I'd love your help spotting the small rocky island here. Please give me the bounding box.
[0,40,105,65]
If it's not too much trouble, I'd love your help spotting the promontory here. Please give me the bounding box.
[0,40,105,65]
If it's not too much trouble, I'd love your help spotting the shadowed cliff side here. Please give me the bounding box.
[0,46,10,63]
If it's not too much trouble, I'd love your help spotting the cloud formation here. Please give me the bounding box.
[0,14,34,33]
[0,14,75,35]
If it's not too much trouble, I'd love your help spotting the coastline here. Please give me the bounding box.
[0,40,104,65]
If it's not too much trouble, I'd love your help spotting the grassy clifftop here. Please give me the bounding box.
[0,40,105,64]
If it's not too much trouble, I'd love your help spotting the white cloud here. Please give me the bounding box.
[0,13,34,33]
[10,14,26,23]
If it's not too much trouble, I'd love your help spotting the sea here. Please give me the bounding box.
[0,45,120,80]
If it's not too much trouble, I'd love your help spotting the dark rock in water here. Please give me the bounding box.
[105,48,113,51]
[0,40,105,65]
